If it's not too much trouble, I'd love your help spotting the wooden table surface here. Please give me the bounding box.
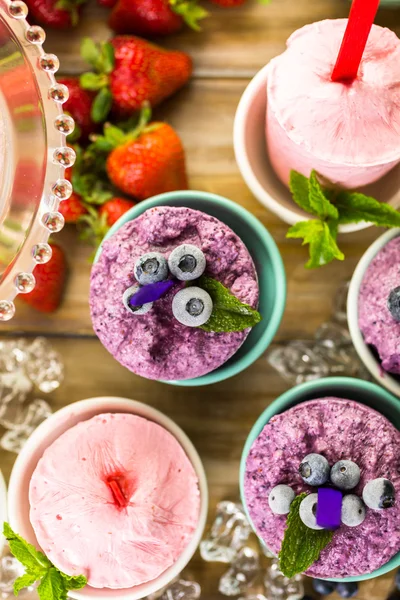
[2,1,400,597]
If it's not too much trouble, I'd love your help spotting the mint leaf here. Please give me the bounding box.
[289,171,315,215]
[91,88,113,123]
[287,219,344,269]
[4,523,51,574]
[4,524,87,600]
[14,573,38,595]
[37,569,67,600]
[308,171,338,220]
[279,493,334,578]
[196,275,261,333]
[335,191,400,227]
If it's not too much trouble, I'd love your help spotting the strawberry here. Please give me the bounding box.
[98,0,117,6]
[58,77,96,141]
[59,192,88,223]
[99,198,136,226]
[20,244,67,313]
[89,105,188,199]
[79,37,192,122]
[25,0,87,28]
[108,0,208,36]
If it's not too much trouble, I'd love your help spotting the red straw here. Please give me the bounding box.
[331,0,380,83]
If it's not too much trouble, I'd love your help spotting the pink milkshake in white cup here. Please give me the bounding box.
[266,0,400,189]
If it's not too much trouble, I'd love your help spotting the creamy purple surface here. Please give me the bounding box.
[358,237,400,374]
[244,398,400,578]
[90,206,259,381]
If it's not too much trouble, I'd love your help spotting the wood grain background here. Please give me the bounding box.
[1,1,400,597]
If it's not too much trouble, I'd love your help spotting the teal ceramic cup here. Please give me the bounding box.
[240,376,400,582]
[94,190,286,386]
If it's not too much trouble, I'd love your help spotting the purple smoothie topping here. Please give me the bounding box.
[358,236,400,374]
[90,206,259,381]
[244,398,400,578]
[316,488,342,530]
[128,279,177,307]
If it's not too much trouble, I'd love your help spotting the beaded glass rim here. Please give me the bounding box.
[0,0,75,321]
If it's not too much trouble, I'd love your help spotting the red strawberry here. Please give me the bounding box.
[25,0,87,28]
[90,107,188,199]
[108,0,207,36]
[20,244,67,313]
[58,77,95,141]
[59,192,88,223]
[208,0,245,5]
[80,37,192,122]
[98,0,117,6]
[99,198,136,226]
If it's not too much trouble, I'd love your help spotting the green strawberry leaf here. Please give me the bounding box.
[80,38,101,70]
[4,523,87,600]
[279,493,334,578]
[169,0,208,30]
[287,219,344,269]
[91,88,113,123]
[100,42,115,74]
[14,572,39,595]
[289,170,315,215]
[195,275,261,333]
[79,73,108,92]
[335,191,400,227]
[308,171,338,220]
[104,124,126,146]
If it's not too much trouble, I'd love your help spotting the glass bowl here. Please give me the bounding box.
[0,0,75,321]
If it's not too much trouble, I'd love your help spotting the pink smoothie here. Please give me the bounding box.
[29,413,200,589]
[266,20,400,189]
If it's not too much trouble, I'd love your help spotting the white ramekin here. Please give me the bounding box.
[7,397,208,600]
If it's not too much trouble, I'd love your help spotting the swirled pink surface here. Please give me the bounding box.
[266,20,400,188]
[29,413,200,589]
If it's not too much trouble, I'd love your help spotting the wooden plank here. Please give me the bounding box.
[0,337,396,599]
[6,78,380,336]
[44,0,400,77]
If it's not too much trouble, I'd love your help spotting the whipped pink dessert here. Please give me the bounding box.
[266,20,400,189]
[29,413,200,589]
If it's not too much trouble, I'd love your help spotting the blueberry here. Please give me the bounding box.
[330,460,360,490]
[388,286,400,322]
[168,244,206,281]
[299,453,330,486]
[396,568,400,591]
[268,484,295,515]
[341,494,366,527]
[122,285,153,315]
[362,478,396,509]
[336,582,359,598]
[301,596,315,600]
[134,252,168,285]
[312,578,336,595]
[299,494,323,530]
[172,287,213,327]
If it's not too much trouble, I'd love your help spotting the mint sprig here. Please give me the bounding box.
[287,170,400,269]
[3,523,87,600]
[278,493,333,578]
[196,275,261,333]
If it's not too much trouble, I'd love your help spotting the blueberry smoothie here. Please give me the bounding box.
[358,236,400,374]
[90,206,260,381]
[244,398,400,578]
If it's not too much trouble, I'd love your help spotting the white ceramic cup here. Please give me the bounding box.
[347,229,400,397]
[233,64,400,233]
[7,397,208,600]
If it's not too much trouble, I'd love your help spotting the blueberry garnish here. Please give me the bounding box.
[134,252,168,285]
[299,493,323,530]
[172,287,213,327]
[330,460,360,490]
[341,494,366,527]
[336,581,359,598]
[299,453,330,486]
[168,244,206,281]
[362,478,395,510]
[268,484,295,515]
[312,578,336,595]
[387,286,400,322]
[122,285,153,315]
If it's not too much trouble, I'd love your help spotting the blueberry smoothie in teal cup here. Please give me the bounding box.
[90,204,262,382]
[243,397,400,579]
